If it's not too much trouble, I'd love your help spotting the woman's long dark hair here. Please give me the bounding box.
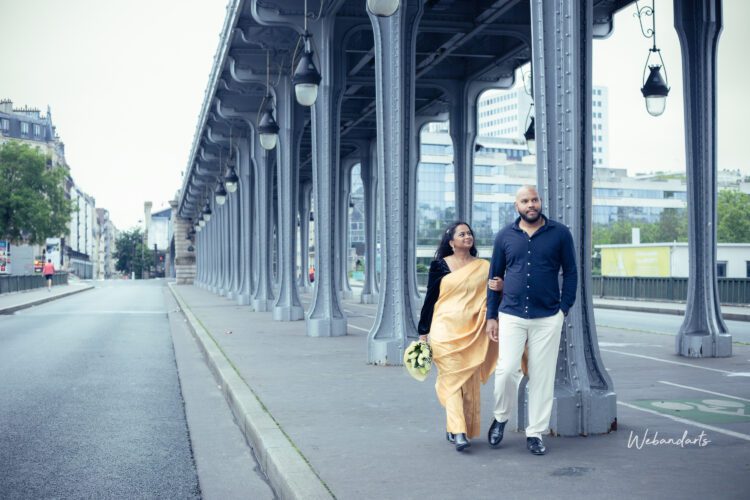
[434,221,478,260]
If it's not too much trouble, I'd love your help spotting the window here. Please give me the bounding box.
[20,122,30,135]
[0,118,8,131]
[717,261,727,278]
[746,261,750,278]
[33,124,41,136]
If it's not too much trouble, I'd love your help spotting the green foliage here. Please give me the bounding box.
[0,141,72,244]
[717,190,750,243]
[113,228,151,278]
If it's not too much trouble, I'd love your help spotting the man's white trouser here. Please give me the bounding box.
[493,310,564,439]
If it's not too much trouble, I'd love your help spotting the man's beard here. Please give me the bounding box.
[518,209,542,223]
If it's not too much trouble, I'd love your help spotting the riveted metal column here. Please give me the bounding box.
[273,76,304,321]
[449,81,483,223]
[338,158,356,300]
[208,198,218,294]
[359,139,379,304]
[297,181,313,291]
[228,161,241,300]
[367,1,424,364]
[306,14,348,337]
[253,135,275,311]
[674,0,731,357]
[531,0,616,436]
[220,198,230,296]
[237,138,253,305]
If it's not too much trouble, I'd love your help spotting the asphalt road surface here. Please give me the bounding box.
[0,280,201,499]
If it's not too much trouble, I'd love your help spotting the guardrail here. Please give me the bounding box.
[0,273,69,294]
[415,274,749,306]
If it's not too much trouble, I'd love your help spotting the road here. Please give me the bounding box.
[0,280,274,499]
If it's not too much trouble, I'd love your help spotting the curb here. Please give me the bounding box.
[168,283,334,500]
[0,285,95,315]
[593,301,750,322]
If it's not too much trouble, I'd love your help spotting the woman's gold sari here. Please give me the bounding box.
[429,259,498,437]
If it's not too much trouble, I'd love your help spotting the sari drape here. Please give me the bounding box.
[429,259,497,437]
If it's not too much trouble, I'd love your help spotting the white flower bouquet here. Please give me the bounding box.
[403,340,433,382]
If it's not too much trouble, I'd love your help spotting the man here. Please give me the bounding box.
[485,185,577,455]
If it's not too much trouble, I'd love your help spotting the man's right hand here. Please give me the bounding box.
[486,319,499,342]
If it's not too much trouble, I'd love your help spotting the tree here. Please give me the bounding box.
[717,190,750,243]
[0,141,72,244]
[113,228,150,278]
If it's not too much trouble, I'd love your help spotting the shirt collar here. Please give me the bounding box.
[512,214,551,233]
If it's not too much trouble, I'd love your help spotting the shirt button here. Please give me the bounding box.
[527,273,530,276]
[527,262,530,265]
[527,285,530,288]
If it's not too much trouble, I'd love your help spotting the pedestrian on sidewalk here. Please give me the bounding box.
[417,221,499,452]
[42,259,55,292]
[486,185,577,456]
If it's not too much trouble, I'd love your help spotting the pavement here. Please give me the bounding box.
[0,280,94,314]
[168,282,750,500]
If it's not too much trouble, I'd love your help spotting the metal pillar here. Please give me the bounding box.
[306,13,348,337]
[367,1,424,364]
[273,76,304,321]
[297,181,313,292]
[531,0,616,436]
[252,134,275,311]
[359,139,379,304]
[337,158,356,300]
[449,81,481,223]
[237,138,253,305]
[674,0,731,357]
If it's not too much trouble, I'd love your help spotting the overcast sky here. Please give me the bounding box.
[1,1,748,231]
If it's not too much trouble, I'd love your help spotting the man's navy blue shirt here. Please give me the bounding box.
[486,215,577,320]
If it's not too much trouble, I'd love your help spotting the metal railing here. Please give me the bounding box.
[415,273,749,306]
[0,273,69,295]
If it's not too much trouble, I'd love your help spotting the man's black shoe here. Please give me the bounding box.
[455,433,470,452]
[446,432,456,444]
[527,437,546,455]
[488,419,507,447]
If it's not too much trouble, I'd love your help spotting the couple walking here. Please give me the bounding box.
[417,185,578,455]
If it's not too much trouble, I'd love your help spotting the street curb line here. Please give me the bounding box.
[592,301,749,322]
[168,283,334,500]
[0,285,95,315]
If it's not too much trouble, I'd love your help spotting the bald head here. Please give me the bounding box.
[514,185,542,223]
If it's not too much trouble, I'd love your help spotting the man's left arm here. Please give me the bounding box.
[559,228,578,315]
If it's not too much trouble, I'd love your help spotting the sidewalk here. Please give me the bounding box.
[592,297,750,321]
[0,282,94,315]
[169,283,750,500]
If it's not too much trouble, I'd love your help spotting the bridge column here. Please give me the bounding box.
[297,181,313,292]
[367,1,425,364]
[449,81,484,223]
[236,137,253,305]
[252,131,276,311]
[273,76,304,321]
[208,199,219,294]
[531,0,616,435]
[337,158,356,300]
[305,14,348,337]
[674,0,731,357]
[359,139,379,304]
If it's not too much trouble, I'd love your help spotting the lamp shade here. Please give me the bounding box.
[224,168,238,193]
[367,0,399,16]
[523,116,536,155]
[198,219,205,228]
[258,99,279,150]
[641,65,670,117]
[215,182,227,205]
[293,49,321,106]
[202,205,212,222]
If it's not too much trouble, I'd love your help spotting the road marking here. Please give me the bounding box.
[20,310,167,315]
[600,349,736,375]
[344,309,376,319]
[727,373,750,377]
[617,401,750,442]
[348,324,370,333]
[658,380,750,402]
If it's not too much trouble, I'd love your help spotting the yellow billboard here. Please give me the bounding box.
[601,246,671,277]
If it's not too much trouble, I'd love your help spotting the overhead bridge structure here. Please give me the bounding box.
[173,0,730,436]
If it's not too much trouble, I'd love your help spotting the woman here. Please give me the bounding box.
[418,221,499,452]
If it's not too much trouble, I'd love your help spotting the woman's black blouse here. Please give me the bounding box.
[417,259,451,335]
